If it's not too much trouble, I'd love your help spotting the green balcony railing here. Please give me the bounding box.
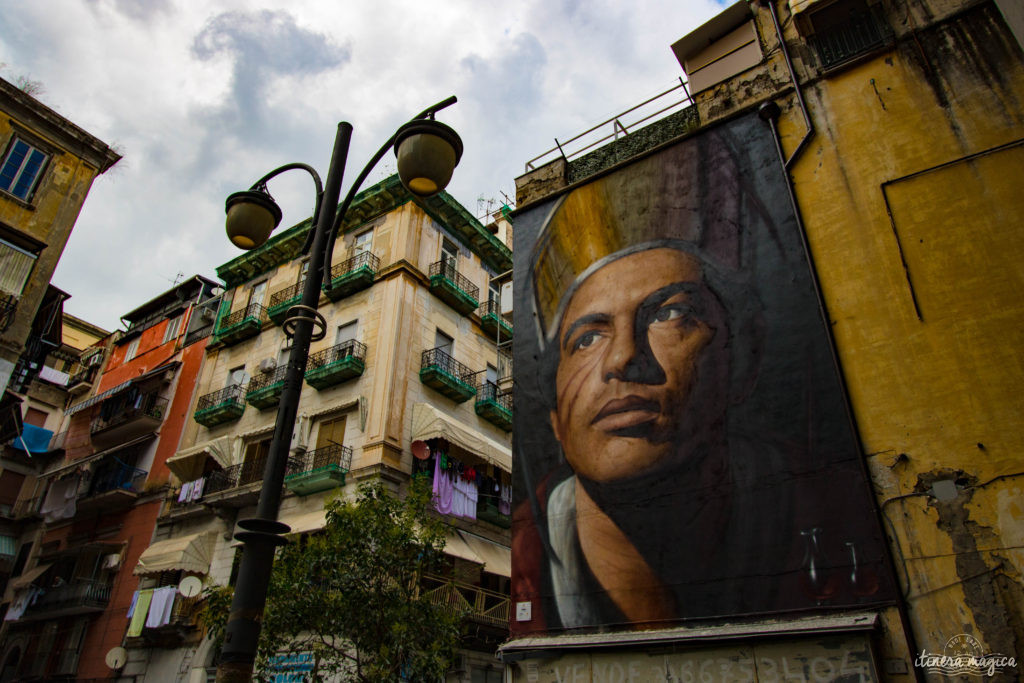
[478,299,512,340]
[420,347,477,403]
[324,251,379,301]
[285,444,353,495]
[267,281,305,325]
[429,260,479,315]
[475,380,512,432]
[212,303,265,345]
[304,340,366,390]
[246,365,288,410]
[194,384,246,427]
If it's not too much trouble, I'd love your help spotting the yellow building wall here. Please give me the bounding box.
[768,0,1024,662]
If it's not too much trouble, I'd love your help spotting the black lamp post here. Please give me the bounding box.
[215,97,462,682]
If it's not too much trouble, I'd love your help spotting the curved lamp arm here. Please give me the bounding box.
[322,96,457,286]
[246,163,325,257]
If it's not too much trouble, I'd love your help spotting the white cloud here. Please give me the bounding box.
[0,0,728,330]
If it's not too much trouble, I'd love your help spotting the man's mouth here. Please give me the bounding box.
[591,396,661,431]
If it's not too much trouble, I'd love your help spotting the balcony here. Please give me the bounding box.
[323,251,379,301]
[267,281,304,325]
[0,292,16,333]
[420,348,477,403]
[21,578,112,620]
[246,365,288,410]
[420,574,510,629]
[212,303,265,346]
[90,392,167,449]
[204,456,303,508]
[304,340,366,391]
[429,260,479,316]
[478,299,512,340]
[475,381,512,432]
[194,385,246,428]
[78,461,148,514]
[285,444,353,496]
[126,593,201,648]
[67,366,97,395]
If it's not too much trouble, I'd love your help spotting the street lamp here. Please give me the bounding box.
[215,97,462,683]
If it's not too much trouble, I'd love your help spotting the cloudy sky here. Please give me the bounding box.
[1,0,727,331]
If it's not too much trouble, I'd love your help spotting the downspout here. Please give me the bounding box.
[756,5,924,674]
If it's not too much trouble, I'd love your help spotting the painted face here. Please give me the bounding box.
[550,248,726,482]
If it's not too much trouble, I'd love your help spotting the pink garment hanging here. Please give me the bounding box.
[433,455,453,515]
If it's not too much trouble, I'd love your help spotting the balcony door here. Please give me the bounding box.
[316,416,346,451]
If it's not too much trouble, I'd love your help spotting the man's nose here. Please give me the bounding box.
[602,325,666,384]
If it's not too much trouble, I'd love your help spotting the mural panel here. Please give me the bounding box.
[511,113,895,633]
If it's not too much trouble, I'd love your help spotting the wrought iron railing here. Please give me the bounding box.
[429,260,480,301]
[205,456,304,495]
[217,303,266,330]
[269,281,305,308]
[811,4,889,69]
[421,347,477,385]
[183,323,213,347]
[477,381,512,413]
[478,298,509,320]
[68,366,97,387]
[294,444,352,474]
[0,292,17,333]
[196,384,246,412]
[328,250,380,281]
[307,339,367,372]
[27,578,112,614]
[90,393,167,434]
[421,574,510,628]
[247,365,288,394]
[87,461,147,496]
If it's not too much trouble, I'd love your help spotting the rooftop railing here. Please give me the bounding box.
[524,79,693,171]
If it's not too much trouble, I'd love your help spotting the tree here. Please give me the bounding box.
[200,476,463,682]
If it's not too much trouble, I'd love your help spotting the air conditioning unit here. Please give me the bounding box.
[258,358,277,373]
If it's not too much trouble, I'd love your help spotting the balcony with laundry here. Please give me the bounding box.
[76,450,149,515]
[5,545,120,622]
[89,387,167,450]
[420,347,478,403]
[211,302,266,346]
[323,250,380,301]
[428,259,480,316]
[304,339,366,390]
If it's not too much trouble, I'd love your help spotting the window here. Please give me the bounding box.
[336,320,358,345]
[163,315,182,344]
[807,0,889,70]
[0,137,49,201]
[441,237,458,266]
[248,280,267,308]
[0,237,37,297]
[125,337,141,361]
[240,438,271,485]
[435,329,454,355]
[354,229,373,255]
[227,366,249,387]
[489,279,500,304]
[315,415,347,450]
[299,259,310,283]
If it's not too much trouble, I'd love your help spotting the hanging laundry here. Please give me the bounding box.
[433,454,453,515]
[146,586,177,628]
[126,589,140,618]
[190,477,205,501]
[127,589,153,637]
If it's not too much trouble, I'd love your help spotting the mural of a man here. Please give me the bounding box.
[512,115,894,632]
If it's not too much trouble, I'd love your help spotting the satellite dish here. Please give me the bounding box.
[106,647,127,670]
[178,575,203,598]
[411,440,430,460]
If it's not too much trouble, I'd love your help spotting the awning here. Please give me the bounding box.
[231,508,329,546]
[166,436,234,481]
[9,564,51,590]
[460,532,511,577]
[134,531,216,576]
[442,530,511,577]
[411,403,511,472]
[9,424,53,454]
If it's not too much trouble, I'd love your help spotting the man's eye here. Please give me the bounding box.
[571,331,600,352]
[653,305,685,323]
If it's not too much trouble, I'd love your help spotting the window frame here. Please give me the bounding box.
[124,337,141,361]
[0,236,38,298]
[163,314,183,344]
[0,135,51,202]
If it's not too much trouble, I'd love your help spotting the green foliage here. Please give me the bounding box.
[201,477,463,682]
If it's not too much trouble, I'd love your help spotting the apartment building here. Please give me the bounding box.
[133,176,513,681]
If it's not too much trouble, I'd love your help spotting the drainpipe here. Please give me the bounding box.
[758,0,814,169]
